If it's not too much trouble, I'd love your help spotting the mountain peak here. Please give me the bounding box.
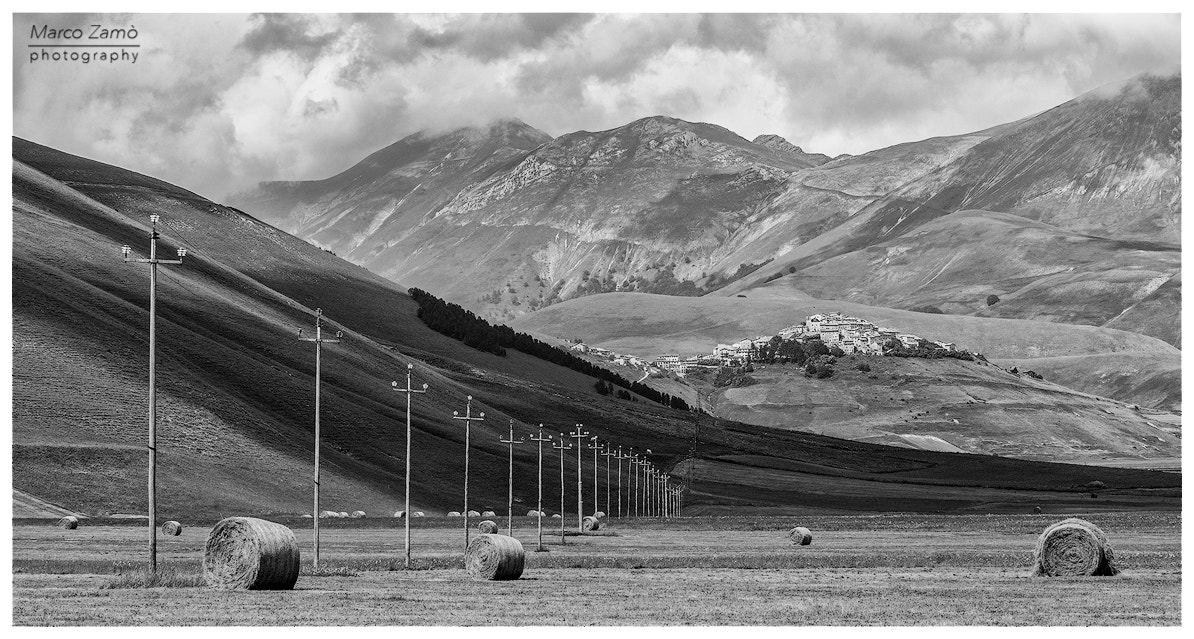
[751,133,832,168]
[433,118,553,146]
[752,133,804,154]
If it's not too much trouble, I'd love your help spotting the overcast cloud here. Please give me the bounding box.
[12,13,1180,200]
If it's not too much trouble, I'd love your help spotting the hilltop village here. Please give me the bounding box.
[567,312,963,378]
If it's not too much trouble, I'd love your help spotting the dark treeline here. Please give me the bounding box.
[408,288,692,412]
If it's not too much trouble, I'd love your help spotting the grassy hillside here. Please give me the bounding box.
[12,138,1179,520]
[511,291,1180,461]
[688,356,1180,466]
[512,290,1177,361]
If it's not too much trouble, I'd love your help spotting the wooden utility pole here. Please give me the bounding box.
[529,426,552,552]
[392,363,427,568]
[121,214,185,575]
[296,307,342,568]
[587,436,600,516]
[569,424,590,531]
[615,446,628,518]
[452,396,484,553]
[629,452,639,517]
[552,435,571,544]
[601,443,615,518]
[500,419,524,535]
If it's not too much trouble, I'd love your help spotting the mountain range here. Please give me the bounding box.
[232,73,1180,352]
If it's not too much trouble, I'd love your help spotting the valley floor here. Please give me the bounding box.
[11,512,1180,626]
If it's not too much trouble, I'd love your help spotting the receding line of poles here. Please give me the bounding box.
[552,434,572,543]
[297,307,343,569]
[569,424,590,531]
[121,213,186,575]
[529,425,553,552]
[452,396,484,553]
[500,419,524,535]
[392,363,427,568]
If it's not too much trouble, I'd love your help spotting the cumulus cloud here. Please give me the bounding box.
[11,13,1180,200]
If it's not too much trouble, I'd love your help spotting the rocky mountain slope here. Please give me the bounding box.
[720,74,1180,347]
[20,138,1175,517]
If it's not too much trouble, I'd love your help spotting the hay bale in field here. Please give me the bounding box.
[56,516,78,530]
[394,510,406,519]
[1033,518,1118,577]
[319,510,338,518]
[467,510,481,517]
[337,511,349,518]
[412,512,425,518]
[477,520,500,534]
[582,516,600,531]
[526,509,540,517]
[203,517,300,590]
[595,511,606,519]
[350,511,367,519]
[788,526,813,545]
[481,510,497,517]
[447,511,462,517]
[550,514,561,519]
[162,521,183,536]
[465,534,525,580]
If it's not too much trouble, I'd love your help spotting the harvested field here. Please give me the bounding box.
[10,512,1179,625]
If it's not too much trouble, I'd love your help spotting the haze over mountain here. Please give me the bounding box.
[232,74,1179,355]
[20,138,1176,519]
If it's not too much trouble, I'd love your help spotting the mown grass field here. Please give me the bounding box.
[12,512,1180,625]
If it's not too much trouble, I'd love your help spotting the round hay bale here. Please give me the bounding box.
[481,510,497,518]
[447,511,462,517]
[595,511,606,519]
[581,516,600,531]
[319,510,338,519]
[465,534,525,581]
[394,510,406,519]
[350,511,367,519]
[337,511,349,518]
[550,514,561,519]
[162,520,183,536]
[788,526,812,545]
[467,510,481,517]
[526,509,539,517]
[203,517,300,590]
[1034,518,1118,577]
[477,519,499,534]
[412,511,425,518]
[56,516,78,530]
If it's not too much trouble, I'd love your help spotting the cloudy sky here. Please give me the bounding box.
[12,12,1181,200]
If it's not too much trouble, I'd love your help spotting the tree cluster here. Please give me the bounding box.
[408,288,691,412]
[882,338,979,361]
